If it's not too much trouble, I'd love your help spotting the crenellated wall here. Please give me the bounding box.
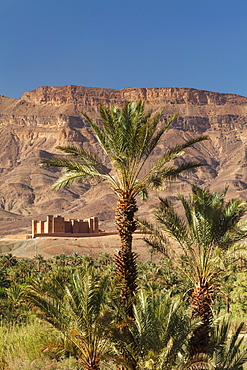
[32,215,99,238]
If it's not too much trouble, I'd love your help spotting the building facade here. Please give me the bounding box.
[32,215,99,238]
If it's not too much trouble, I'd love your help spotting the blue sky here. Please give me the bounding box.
[1,0,247,99]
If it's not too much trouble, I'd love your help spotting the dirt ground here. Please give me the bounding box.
[0,233,163,262]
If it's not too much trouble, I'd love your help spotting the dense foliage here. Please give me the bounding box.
[0,251,247,369]
[138,185,247,357]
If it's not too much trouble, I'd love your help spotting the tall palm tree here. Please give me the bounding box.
[139,185,247,355]
[25,267,113,370]
[41,101,207,313]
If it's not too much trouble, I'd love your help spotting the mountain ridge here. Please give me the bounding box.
[0,85,247,237]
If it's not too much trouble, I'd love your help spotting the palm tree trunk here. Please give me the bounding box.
[85,356,100,370]
[226,294,231,314]
[115,195,138,316]
[189,282,213,356]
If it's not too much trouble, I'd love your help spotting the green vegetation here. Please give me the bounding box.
[0,248,246,369]
[0,319,73,370]
[139,185,247,357]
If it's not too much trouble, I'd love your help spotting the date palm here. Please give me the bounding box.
[0,253,18,269]
[25,267,113,370]
[139,185,247,355]
[112,289,198,370]
[41,101,207,314]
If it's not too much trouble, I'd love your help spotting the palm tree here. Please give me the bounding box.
[0,269,10,290]
[25,267,113,370]
[33,254,46,272]
[112,289,198,370]
[6,283,26,309]
[0,253,18,269]
[68,252,83,267]
[41,101,207,313]
[211,315,247,370]
[139,185,247,355]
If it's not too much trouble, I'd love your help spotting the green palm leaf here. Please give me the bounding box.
[112,290,197,369]
[212,315,247,370]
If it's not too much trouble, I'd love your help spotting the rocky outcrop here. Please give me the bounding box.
[0,85,247,236]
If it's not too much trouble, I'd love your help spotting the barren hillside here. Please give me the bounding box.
[1,85,247,237]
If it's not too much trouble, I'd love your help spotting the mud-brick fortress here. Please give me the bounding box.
[32,215,100,238]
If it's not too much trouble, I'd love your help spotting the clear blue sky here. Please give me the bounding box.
[1,0,247,99]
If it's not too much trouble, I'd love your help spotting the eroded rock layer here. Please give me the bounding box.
[1,85,247,236]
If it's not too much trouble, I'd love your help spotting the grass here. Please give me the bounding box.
[0,317,78,370]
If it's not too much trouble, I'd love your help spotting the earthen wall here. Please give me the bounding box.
[32,215,99,237]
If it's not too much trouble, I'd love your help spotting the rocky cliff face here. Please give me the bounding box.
[1,85,247,236]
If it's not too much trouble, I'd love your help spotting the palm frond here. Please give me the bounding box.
[137,217,171,257]
[181,353,212,370]
[147,161,204,189]
[142,112,177,158]
[211,315,247,370]
[42,145,109,174]
[51,170,92,190]
[156,197,192,252]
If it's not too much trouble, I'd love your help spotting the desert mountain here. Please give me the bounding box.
[1,85,247,237]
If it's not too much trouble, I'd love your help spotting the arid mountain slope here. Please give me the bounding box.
[1,85,247,237]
